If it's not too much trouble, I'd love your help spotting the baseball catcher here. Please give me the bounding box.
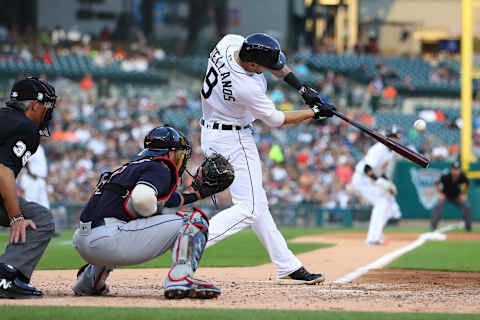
[72,126,232,299]
[192,152,235,199]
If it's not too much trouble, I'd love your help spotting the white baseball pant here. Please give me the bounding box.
[351,169,401,244]
[201,125,302,277]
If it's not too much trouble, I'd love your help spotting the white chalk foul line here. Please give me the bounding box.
[334,223,462,284]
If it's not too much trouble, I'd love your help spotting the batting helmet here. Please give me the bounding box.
[239,33,286,70]
[137,126,192,175]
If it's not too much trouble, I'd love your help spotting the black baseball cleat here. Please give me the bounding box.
[0,263,43,299]
[278,266,325,285]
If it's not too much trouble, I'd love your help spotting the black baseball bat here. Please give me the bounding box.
[331,110,430,168]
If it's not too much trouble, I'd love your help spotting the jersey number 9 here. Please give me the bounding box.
[201,67,218,99]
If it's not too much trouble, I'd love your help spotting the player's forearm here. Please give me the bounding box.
[271,65,293,79]
[282,109,315,125]
[0,164,21,218]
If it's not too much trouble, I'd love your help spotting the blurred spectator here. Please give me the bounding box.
[42,48,53,65]
[383,83,397,100]
[403,75,416,91]
[101,26,111,41]
[80,73,94,92]
[97,78,111,99]
[368,75,383,112]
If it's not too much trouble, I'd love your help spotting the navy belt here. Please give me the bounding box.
[200,119,251,130]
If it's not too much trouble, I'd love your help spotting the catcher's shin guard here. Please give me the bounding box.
[72,264,114,296]
[164,207,220,299]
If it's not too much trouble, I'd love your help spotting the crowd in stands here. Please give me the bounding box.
[3,72,464,213]
[0,24,166,74]
[0,24,470,214]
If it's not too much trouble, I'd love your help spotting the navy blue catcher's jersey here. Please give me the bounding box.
[80,158,178,223]
[0,107,40,177]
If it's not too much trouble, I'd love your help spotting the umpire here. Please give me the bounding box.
[431,161,472,232]
[0,77,57,299]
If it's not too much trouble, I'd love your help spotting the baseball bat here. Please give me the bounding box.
[331,110,430,168]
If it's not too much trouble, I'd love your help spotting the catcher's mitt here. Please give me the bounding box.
[192,152,234,199]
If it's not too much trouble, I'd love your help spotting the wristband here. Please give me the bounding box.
[182,193,199,205]
[284,72,303,91]
[9,213,24,226]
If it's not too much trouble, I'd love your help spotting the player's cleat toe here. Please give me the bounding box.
[0,278,43,299]
[164,287,190,299]
[164,277,220,299]
[0,263,43,299]
[278,267,325,285]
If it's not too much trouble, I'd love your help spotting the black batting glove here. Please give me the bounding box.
[299,85,322,106]
[299,86,336,119]
[311,103,336,119]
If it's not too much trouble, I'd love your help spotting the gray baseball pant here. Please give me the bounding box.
[431,198,472,232]
[0,197,55,281]
[73,215,184,267]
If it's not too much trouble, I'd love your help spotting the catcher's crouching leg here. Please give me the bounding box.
[72,264,114,296]
[164,207,220,299]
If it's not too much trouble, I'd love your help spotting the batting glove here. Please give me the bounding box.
[299,86,336,119]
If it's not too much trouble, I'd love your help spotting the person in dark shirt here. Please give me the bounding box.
[72,127,221,299]
[431,161,472,232]
[0,77,57,299]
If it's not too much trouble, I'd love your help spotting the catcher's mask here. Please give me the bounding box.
[136,126,192,176]
[6,76,57,137]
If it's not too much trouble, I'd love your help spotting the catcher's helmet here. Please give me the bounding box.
[137,126,192,175]
[239,33,286,70]
[7,76,57,137]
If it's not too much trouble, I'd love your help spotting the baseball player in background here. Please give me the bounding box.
[19,144,50,209]
[199,33,336,284]
[350,131,402,245]
[72,127,231,299]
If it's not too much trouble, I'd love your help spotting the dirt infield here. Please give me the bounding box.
[1,231,479,313]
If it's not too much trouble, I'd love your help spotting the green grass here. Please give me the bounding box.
[0,228,334,270]
[387,241,480,272]
[1,306,478,320]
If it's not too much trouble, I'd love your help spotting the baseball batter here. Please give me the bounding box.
[72,127,232,299]
[350,132,402,245]
[200,33,335,284]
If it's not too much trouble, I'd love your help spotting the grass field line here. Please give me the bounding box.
[333,223,462,284]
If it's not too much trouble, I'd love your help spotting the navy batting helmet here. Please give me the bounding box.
[239,33,286,70]
[137,126,192,175]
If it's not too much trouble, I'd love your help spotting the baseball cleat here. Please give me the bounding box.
[72,264,112,296]
[0,263,43,299]
[277,266,325,285]
[367,239,388,245]
[164,277,221,300]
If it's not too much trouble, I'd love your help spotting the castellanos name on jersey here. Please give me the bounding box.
[201,35,282,127]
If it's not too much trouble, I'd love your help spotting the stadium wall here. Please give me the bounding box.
[394,160,480,221]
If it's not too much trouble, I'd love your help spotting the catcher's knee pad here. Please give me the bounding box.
[168,207,209,281]
[72,264,114,296]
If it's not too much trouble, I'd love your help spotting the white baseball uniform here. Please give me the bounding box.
[19,144,50,208]
[351,142,401,244]
[200,34,302,278]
